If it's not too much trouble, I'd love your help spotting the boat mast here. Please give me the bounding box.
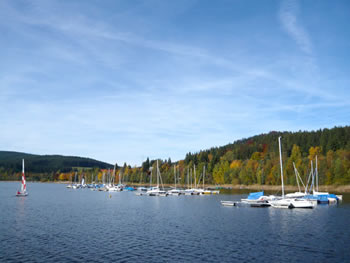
[187,167,189,189]
[311,160,315,194]
[112,164,116,186]
[278,136,284,198]
[149,167,153,187]
[174,165,176,189]
[22,159,26,192]
[190,169,192,189]
[315,155,318,192]
[194,165,196,189]
[203,165,205,189]
[293,162,301,193]
[156,160,159,188]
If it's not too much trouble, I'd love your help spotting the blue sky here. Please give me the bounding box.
[0,0,349,165]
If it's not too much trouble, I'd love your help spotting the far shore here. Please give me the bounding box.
[3,181,350,193]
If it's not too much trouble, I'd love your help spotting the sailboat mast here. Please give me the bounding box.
[149,168,152,187]
[278,136,285,198]
[293,162,301,193]
[311,161,315,194]
[194,165,196,188]
[190,169,192,189]
[174,165,176,189]
[22,159,26,192]
[156,160,159,188]
[316,155,318,192]
[187,167,189,189]
[203,165,205,189]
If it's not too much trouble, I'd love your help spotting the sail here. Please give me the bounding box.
[17,159,27,196]
[21,159,26,192]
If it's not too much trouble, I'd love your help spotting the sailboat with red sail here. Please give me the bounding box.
[16,159,28,197]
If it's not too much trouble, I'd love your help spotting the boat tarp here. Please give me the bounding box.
[304,195,318,200]
[317,195,329,202]
[328,194,338,200]
[247,191,264,200]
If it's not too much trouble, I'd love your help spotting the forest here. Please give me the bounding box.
[1,126,350,186]
[0,151,113,181]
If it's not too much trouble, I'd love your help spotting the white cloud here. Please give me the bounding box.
[279,0,313,55]
[0,0,349,165]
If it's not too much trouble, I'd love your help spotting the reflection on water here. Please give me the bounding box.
[0,182,349,263]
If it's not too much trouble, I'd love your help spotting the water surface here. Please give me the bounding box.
[1,182,349,262]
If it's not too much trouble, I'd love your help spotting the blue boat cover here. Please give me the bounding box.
[247,191,264,200]
[328,194,338,200]
[317,195,329,202]
[303,195,318,200]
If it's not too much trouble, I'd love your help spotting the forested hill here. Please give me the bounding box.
[0,151,113,174]
[134,126,350,186]
[185,126,350,164]
[179,126,350,185]
[1,126,349,185]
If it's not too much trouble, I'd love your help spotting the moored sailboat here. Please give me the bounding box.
[146,160,168,196]
[269,137,315,209]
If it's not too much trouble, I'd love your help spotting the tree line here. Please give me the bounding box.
[1,126,349,185]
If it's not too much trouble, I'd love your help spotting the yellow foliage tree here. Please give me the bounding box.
[230,160,242,169]
[308,146,322,161]
[58,173,68,181]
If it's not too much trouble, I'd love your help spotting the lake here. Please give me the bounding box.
[1,182,350,262]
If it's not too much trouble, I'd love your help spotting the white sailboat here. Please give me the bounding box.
[269,137,315,209]
[184,167,194,195]
[168,165,181,196]
[285,162,307,198]
[310,156,342,203]
[146,160,167,196]
[190,165,201,195]
[66,173,73,188]
[16,159,28,197]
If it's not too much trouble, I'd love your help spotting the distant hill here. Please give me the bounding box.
[0,151,113,173]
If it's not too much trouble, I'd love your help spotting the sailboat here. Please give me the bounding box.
[168,165,181,196]
[16,159,28,197]
[307,156,342,203]
[284,162,307,198]
[184,167,194,195]
[66,173,73,188]
[146,160,167,196]
[269,137,314,209]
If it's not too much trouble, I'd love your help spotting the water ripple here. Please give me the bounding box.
[0,183,350,263]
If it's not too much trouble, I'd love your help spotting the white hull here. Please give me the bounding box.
[285,192,306,198]
[270,198,314,209]
[168,192,181,196]
[221,201,236,206]
[16,192,28,197]
[270,199,292,208]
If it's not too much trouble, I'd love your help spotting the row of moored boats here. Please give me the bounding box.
[221,137,343,209]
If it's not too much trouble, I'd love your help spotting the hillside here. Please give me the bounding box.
[136,126,350,186]
[0,151,113,174]
[1,126,349,185]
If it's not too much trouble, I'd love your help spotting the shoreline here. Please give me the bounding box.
[3,181,350,193]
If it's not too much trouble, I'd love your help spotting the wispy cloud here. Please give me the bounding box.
[0,0,349,165]
[279,0,313,55]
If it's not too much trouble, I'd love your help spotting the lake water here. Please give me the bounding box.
[1,182,350,263]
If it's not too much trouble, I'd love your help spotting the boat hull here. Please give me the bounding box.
[16,192,28,197]
[221,201,237,206]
